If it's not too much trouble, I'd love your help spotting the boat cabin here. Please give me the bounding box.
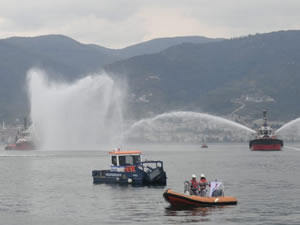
[258,126,273,138]
[109,150,142,172]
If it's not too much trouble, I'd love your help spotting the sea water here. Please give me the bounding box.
[0,143,299,225]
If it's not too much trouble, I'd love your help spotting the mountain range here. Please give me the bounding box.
[1,30,300,125]
[105,30,300,125]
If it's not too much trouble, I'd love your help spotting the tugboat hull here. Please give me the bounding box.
[5,142,35,150]
[249,111,284,151]
[92,162,167,186]
[249,139,283,151]
[92,170,144,185]
[92,168,167,186]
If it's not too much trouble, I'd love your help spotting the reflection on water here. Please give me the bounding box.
[165,206,229,223]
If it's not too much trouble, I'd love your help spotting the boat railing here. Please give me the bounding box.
[136,161,166,183]
[137,160,164,172]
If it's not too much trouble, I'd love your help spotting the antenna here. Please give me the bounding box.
[263,110,267,126]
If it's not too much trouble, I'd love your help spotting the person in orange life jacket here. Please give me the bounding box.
[199,173,209,196]
[190,174,199,195]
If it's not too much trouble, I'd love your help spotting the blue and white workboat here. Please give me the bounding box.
[92,150,167,186]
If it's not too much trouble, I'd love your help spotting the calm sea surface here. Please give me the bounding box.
[0,143,299,225]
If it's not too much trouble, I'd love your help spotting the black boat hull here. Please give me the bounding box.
[92,167,167,186]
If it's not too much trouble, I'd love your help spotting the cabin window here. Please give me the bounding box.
[132,155,141,164]
[119,155,141,166]
[111,156,117,166]
[119,156,126,166]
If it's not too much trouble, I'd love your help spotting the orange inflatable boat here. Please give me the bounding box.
[163,189,237,208]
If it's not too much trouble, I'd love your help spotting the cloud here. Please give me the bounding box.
[0,0,300,48]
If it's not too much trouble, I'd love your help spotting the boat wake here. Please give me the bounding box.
[284,146,300,151]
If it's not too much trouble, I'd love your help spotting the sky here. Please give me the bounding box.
[0,0,300,48]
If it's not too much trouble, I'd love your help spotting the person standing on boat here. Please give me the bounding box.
[199,174,209,197]
[190,174,199,195]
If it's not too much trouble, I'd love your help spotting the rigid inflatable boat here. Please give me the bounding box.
[163,189,237,208]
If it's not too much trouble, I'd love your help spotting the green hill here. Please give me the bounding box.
[0,34,218,122]
[105,30,300,122]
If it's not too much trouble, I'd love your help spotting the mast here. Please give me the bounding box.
[263,110,267,127]
[24,117,27,130]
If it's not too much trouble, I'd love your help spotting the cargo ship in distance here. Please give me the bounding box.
[249,111,283,151]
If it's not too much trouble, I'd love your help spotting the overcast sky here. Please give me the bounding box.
[0,0,300,48]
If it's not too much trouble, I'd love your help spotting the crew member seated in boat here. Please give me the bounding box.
[190,174,199,195]
[199,173,209,197]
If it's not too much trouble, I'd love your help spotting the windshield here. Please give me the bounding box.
[119,155,140,166]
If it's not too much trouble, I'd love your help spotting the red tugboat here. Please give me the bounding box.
[201,143,208,148]
[249,111,283,151]
[5,118,35,150]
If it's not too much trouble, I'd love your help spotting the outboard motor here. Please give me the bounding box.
[212,189,224,197]
[210,181,224,197]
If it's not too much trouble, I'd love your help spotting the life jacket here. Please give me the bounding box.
[190,179,199,189]
[199,178,208,190]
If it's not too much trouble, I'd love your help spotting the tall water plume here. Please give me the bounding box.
[28,69,125,150]
[125,111,255,143]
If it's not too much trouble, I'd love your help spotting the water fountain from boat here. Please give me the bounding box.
[125,111,256,143]
[28,69,259,147]
[28,68,125,150]
[275,117,300,141]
